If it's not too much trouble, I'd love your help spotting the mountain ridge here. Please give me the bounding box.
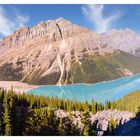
[0,18,140,85]
[0,17,91,54]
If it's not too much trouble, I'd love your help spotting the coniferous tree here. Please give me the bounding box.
[0,90,4,135]
[83,119,96,136]
[88,123,96,136]
[58,117,65,136]
[109,115,117,136]
[82,111,90,125]
[110,102,116,110]
[105,100,110,110]
[97,102,102,111]
[64,115,81,136]
[47,108,57,135]
[23,107,48,135]
[67,100,72,112]
[8,92,18,135]
[91,99,96,114]
[83,126,89,136]
[3,95,12,136]
[69,122,80,136]
[0,113,2,135]
[84,100,90,113]
[136,106,140,120]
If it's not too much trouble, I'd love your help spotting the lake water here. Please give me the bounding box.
[28,74,140,104]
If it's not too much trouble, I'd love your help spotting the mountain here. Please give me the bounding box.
[0,18,140,85]
[100,28,140,56]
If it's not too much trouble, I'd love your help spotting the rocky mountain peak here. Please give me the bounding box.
[0,17,90,54]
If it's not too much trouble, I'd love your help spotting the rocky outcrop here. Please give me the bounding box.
[116,68,134,76]
[0,27,29,53]
[54,109,135,136]
[90,110,134,135]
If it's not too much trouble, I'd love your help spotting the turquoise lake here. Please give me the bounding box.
[28,74,140,104]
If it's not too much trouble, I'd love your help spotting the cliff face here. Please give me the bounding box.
[0,18,140,85]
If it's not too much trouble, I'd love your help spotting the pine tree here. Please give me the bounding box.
[67,100,72,112]
[109,115,117,135]
[88,123,96,136]
[3,95,12,136]
[91,99,96,114]
[65,116,80,136]
[9,92,16,135]
[23,107,48,135]
[47,108,56,134]
[58,117,65,136]
[97,102,102,111]
[110,102,116,110]
[83,126,89,136]
[82,112,90,125]
[69,122,80,136]
[17,107,27,135]
[105,100,109,110]
[0,90,4,135]
[0,105,2,135]
[84,100,90,113]
[136,106,140,120]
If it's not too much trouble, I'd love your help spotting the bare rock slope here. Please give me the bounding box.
[55,109,136,136]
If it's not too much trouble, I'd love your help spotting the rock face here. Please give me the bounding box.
[91,110,140,136]
[90,110,133,135]
[1,18,140,85]
[54,109,135,136]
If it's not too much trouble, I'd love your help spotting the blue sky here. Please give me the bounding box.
[0,4,140,38]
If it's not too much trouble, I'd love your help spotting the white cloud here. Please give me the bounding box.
[0,6,30,36]
[16,14,29,24]
[82,5,122,33]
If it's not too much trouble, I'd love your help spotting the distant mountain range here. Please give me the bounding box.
[0,18,140,85]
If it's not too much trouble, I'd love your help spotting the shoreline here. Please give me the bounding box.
[31,73,140,89]
[0,73,140,93]
[0,81,39,93]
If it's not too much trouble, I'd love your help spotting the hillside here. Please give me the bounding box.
[66,51,140,84]
[115,90,140,113]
